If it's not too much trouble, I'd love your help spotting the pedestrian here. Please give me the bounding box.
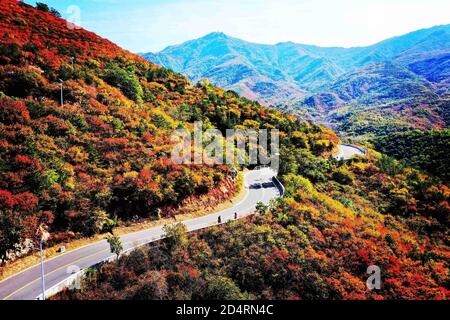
[234,212,238,220]
[218,216,222,224]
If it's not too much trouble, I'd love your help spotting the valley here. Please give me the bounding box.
[143,26,450,139]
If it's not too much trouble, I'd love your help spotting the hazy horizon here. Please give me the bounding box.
[150,25,450,54]
[24,0,450,53]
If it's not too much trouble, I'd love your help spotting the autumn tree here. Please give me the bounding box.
[107,234,123,260]
[0,209,23,261]
[163,223,188,250]
[204,275,246,300]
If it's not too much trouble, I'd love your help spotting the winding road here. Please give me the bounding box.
[334,144,366,160]
[0,167,282,300]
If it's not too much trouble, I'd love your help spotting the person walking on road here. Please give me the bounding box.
[234,212,238,220]
[218,216,222,224]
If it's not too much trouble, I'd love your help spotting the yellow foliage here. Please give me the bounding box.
[67,146,89,163]
[149,108,177,129]
[351,162,371,172]
[123,171,139,181]
[64,176,76,190]
[242,119,260,129]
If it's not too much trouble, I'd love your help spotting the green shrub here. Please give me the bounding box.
[204,275,245,300]
[332,167,355,185]
[103,65,143,103]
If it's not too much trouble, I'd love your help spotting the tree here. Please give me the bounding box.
[163,223,188,250]
[0,209,23,261]
[0,66,45,98]
[332,167,355,185]
[204,275,245,300]
[49,8,61,18]
[377,155,404,176]
[106,233,123,260]
[103,65,143,102]
[35,2,60,17]
[130,271,168,300]
[0,97,30,124]
[84,209,116,236]
[35,2,50,12]
[255,201,269,215]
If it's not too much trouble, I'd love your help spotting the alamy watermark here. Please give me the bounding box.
[171,121,280,172]
[66,5,82,30]
[366,265,382,290]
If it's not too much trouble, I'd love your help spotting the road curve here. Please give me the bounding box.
[0,168,282,300]
[334,144,366,160]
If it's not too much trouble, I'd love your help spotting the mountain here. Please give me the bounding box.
[0,0,332,260]
[144,32,310,105]
[296,61,449,138]
[143,26,450,138]
[142,32,347,103]
[143,25,450,95]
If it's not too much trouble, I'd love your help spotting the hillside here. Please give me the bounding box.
[143,26,450,138]
[373,130,450,183]
[0,0,332,260]
[296,62,449,138]
[144,25,450,97]
[58,143,450,300]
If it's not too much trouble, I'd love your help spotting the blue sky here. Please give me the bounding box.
[25,0,450,53]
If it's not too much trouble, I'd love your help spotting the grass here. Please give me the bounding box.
[0,172,246,282]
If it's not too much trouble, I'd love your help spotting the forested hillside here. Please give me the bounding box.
[373,130,450,183]
[0,0,332,260]
[145,26,450,139]
[296,62,449,138]
[59,152,450,300]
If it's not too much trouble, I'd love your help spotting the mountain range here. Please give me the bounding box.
[143,25,450,138]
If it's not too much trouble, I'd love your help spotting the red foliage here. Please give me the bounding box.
[14,192,39,212]
[14,154,34,167]
[0,97,30,124]
[0,189,16,207]
[0,189,38,212]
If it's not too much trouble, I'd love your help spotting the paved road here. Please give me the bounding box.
[0,168,282,300]
[334,144,366,160]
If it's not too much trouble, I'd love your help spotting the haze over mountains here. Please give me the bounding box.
[143,25,450,137]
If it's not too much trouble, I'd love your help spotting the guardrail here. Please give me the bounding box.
[36,255,114,300]
[35,235,164,300]
[34,168,287,300]
[254,165,285,197]
[36,268,86,300]
[272,176,285,197]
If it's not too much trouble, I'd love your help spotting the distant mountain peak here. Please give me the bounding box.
[142,24,450,111]
[275,41,295,46]
[203,32,228,40]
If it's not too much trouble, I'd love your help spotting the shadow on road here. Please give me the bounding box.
[249,182,275,189]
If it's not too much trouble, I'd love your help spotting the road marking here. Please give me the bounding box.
[0,174,253,288]
[2,233,175,300]
[0,239,109,287]
[1,170,282,300]
[1,248,110,300]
